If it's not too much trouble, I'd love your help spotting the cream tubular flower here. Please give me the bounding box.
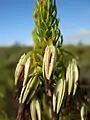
[42,44,56,80]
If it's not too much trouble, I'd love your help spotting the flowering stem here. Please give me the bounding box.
[45,77,55,120]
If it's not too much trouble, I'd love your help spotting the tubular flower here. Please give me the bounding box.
[30,99,41,120]
[19,76,40,104]
[53,79,66,114]
[15,53,30,86]
[42,44,56,80]
[66,59,79,96]
[80,104,88,120]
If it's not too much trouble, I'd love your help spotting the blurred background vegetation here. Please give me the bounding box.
[0,44,90,120]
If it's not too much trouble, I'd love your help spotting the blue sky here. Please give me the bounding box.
[0,0,90,46]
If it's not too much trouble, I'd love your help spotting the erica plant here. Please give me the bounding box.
[14,0,89,120]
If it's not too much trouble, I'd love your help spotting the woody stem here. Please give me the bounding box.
[45,77,55,120]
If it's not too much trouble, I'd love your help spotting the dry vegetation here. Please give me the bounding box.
[0,44,90,120]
